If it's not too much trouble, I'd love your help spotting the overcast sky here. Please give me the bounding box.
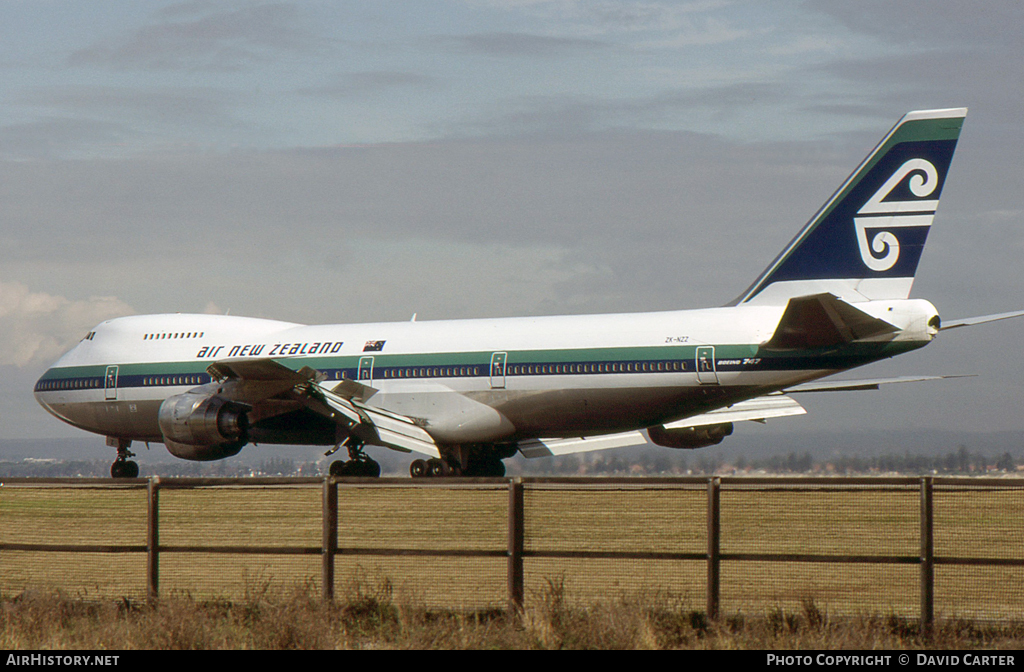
[2,1,1023,446]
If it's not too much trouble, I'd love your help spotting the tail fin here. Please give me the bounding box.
[735,108,967,305]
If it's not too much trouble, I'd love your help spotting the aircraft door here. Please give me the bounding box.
[104,365,119,400]
[358,356,374,383]
[489,352,507,389]
[695,346,718,385]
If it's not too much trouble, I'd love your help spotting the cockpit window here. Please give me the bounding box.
[81,331,96,341]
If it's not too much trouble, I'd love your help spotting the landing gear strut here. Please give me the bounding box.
[327,438,381,478]
[108,437,139,478]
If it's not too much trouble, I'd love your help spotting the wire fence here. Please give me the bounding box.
[2,476,1023,625]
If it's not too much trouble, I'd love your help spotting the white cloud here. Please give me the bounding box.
[68,3,315,72]
[0,281,133,367]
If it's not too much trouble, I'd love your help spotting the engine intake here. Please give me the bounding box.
[157,392,248,461]
[647,422,733,449]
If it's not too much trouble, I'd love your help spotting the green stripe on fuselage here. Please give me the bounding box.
[39,339,921,384]
[39,343,744,381]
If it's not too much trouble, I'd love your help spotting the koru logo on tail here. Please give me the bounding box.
[855,159,939,272]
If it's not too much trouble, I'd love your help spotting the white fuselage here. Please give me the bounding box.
[35,299,936,452]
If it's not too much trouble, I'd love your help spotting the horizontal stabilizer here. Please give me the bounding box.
[785,374,971,393]
[940,310,1024,331]
[663,394,806,428]
[764,293,899,349]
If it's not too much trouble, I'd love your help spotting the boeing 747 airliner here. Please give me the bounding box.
[33,108,1023,477]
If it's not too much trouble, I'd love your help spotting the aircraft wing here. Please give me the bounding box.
[940,310,1024,331]
[663,393,806,428]
[307,383,440,458]
[518,431,648,458]
[207,358,440,458]
[784,375,971,393]
[209,358,319,382]
[518,395,807,458]
[206,358,323,403]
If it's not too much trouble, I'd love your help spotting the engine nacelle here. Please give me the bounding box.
[647,422,733,449]
[157,392,248,461]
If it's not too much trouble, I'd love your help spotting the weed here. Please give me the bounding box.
[5,584,1024,650]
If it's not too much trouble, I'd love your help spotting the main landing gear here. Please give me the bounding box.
[326,438,381,478]
[108,437,139,478]
[409,454,506,478]
[325,440,511,478]
[410,458,454,477]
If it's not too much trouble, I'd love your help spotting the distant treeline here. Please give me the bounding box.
[520,444,1019,476]
[0,457,319,479]
[1,445,1019,478]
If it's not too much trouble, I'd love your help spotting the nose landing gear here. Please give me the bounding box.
[108,437,139,478]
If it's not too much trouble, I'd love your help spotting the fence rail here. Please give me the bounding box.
[2,475,1024,625]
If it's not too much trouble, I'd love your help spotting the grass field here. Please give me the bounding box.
[4,579,1024,650]
[2,478,1023,621]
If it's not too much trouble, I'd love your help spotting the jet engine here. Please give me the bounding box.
[647,423,733,449]
[157,392,249,461]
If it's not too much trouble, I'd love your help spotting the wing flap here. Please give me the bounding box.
[664,394,807,428]
[331,378,378,401]
[518,431,647,459]
[312,383,440,458]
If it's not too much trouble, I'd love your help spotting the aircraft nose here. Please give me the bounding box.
[33,367,70,416]
[34,371,53,409]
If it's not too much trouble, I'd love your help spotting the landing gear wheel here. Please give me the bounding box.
[111,460,139,478]
[326,439,381,478]
[428,458,451,477]
[410,458,460,478]
[329,458,381,478]
[109,438,138,479]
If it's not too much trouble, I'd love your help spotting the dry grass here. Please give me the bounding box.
[4,580,1024,650]
[4,480,1024,623]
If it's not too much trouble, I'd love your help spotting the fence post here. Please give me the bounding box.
[147,476,160,604]
[508,477,525,612]
[920,476,934,639]
[322,476,337,604]
[707,476,721,620]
